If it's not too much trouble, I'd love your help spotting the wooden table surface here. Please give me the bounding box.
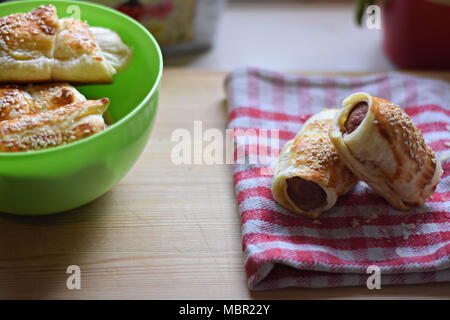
[0,69,449,300]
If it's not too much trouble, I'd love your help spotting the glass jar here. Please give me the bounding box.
[89,0,227,56]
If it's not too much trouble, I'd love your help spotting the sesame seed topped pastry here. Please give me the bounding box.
[25,82,86,111]
[329,92,442,210]
[0,83,86,121]
[0,5,132,83]
[0,5,57,82]
[0,85,40,121]
[0,98,109,152]
[272,109,358,218]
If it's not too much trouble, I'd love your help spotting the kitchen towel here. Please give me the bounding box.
[225,67,450,290]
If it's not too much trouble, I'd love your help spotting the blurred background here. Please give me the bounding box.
[163,0,394,71]
[80,0,450,71]
[90,0,395,71]
[3,0,450,71]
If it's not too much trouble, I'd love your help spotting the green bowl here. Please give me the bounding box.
[0,0,163,215]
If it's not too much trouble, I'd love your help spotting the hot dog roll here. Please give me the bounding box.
[329,92,442,210]
[0,83,86,121]
[272,109,358,218]
[0,5,132,83]
[0,98,108,152]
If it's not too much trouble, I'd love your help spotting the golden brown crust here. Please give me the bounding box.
[0,5,131,83]
[272,109,358,218]
[0,98,109,152]
[54,18,100,60]
[0,85,40,121]
[0,83,85,121]
[371,97,436,182]
[25,82,86,111]
[0,5,58,58]
[51,18,116,82]
[291,118,343,190]
[329,92,442,210]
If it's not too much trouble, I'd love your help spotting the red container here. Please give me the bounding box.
[382,0,450,69]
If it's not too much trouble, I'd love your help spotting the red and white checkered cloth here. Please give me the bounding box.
[225,67,450,290]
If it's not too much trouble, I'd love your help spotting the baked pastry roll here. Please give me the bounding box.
[0,83,85,121]
[329,92,443,210]
[0,85,40,121]
[0,5,57,82]
[25,83,86,111]
[0,98,109,152]
[0,5,132,83]
[90,27,133,74]
[272,109,358,218]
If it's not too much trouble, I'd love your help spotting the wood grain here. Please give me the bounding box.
[0,69,448,299]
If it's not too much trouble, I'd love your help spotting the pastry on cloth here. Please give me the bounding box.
[0,98,109,152]
[0,83,85,121]
[0,5,132,83]
[272,109,358,218]
[329,92,443,210]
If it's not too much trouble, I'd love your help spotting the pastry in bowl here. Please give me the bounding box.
[329,92,442,210]
[272,109,358,218]
[0,0,162,215]
[0,83,86,121]
[0,98,108,152]
[0,5,132,83]
[0,83,108,152]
